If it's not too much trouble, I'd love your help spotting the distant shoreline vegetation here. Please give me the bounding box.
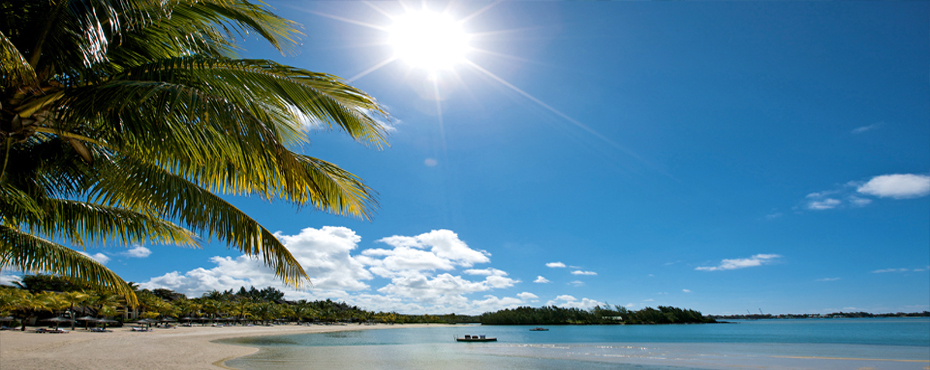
[710,311,930,320]
[477,305,716,325]
[4,275,926,327]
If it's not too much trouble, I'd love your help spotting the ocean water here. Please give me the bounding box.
[223,318,930,370]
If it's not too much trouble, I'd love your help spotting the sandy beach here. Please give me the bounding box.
[0,323,424,370]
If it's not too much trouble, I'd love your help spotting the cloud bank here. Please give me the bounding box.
[140,227,547,314]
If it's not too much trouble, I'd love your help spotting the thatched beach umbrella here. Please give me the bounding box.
[97,318,118,329]
[134,318,157,329]
[75,316,98,330]
[41,316,74,330]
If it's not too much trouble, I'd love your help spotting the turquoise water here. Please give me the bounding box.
[223,318,930,370]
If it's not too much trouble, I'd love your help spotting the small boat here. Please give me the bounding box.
[455,335,497,342]
[529,327,548,331]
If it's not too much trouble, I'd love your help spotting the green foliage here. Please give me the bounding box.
[11,273,91,293]
[0,0,390,305]
[232,286,286,302]
[479,305,715,325]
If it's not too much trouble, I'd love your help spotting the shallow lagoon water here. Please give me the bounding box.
[223,318,930,370]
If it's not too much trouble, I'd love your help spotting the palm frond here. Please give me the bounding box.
[26,198,197,249]
[0,29,37,87]
[89,156,309,287]
[0,225,137,306]
[0,182,44,222]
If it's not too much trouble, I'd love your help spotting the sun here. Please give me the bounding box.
[387,10,470,71]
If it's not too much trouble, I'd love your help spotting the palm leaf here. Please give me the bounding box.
[89,156,309,287]
[26,198,197,249]
[0,225,137,306]
[0,30,37,87]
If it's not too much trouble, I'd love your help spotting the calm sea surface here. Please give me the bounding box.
[223,318,930,370]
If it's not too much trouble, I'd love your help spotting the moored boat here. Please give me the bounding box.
[455,335,497,342]
[529,327,548,331]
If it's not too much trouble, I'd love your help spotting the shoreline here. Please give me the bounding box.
[0,323,440,370]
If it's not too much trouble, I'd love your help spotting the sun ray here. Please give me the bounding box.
[469,48,543,66]
[298,1,671,178]
[291,8,389,32]
[349,56,399,83]
[463,60,664,173]
[432,78,448,153]
[363,1,395,20]
[469,26,551,39]
[459,0,503,24]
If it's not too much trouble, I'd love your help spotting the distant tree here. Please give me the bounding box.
[12,274,89,293]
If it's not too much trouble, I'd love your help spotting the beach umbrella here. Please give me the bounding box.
[97,318,118,329]
[134,318,157,329]
[75,316,99,330]
[41,316,74,330]
[159,317,177,328]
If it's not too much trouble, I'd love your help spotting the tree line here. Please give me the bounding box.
[0,274,458,330]
[478,305,716,325]
[2,274,718,329]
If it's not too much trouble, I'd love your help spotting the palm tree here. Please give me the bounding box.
[1,0,389,305]
[61,291,89,329]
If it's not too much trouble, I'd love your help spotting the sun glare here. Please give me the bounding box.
[387,11,470,71]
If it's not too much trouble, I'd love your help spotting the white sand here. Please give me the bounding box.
[0,323,427,370]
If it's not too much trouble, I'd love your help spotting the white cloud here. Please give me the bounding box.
[424,158,438,167]
[125,246,152,258]
[545,295,603,309]
[463,268,507,276]
[142,226,374,296]
[517,292,538,301]
[848,196,872,207]
[851,123,881,134]
[546,262,566,268]
[682,289,691,293]
[141,227,528,315]
[79,251,110,265]
[571,270,597,276]
[275,226,374,291]
[808,198,841,210]
[568,280,585,287]
[871,268,909,273]
[695,254,781,272]
[376,230,490,269]
[0,273,22,286]
[857,174,930,199]
[533,276,549,283]
[472,295,525,313]
[816,277,840,282]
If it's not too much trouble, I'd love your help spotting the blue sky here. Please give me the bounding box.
[7,1,929,315]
